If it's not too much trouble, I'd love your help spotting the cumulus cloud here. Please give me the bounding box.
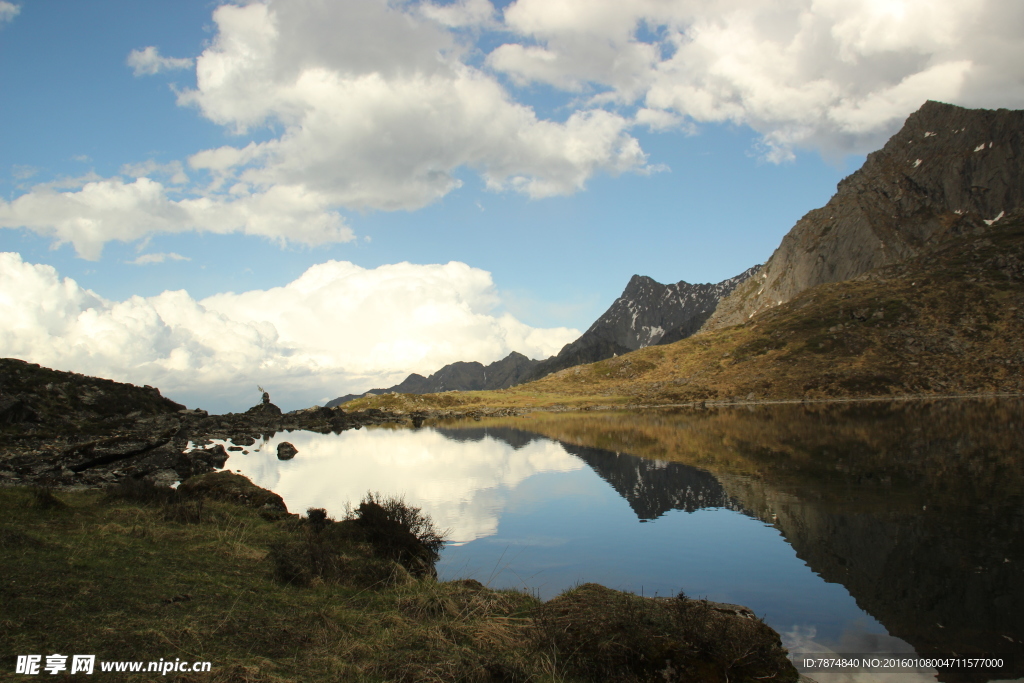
[126,46,194,76]
[174,0,652,209]
[201,260,577,376]
[0,177,353,259]
[0,253,578,412]
[4,0,654,256]
[0,2,19,24]
[10,0,1013,254]
[490,0,1024,159]
[120,160,189,185]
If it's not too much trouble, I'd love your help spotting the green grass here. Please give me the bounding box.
[0,487,542,682]
[0,485,797,682]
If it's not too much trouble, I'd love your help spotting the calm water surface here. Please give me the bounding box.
[211,399,1024,683]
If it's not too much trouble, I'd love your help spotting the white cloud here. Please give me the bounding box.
[175,0,652,209]
[0,2,19,24]
[0,177,353,259]
[419,0,497,28]
[127,46,194,76]
[12,0,1012,254]
[4,0,654,257]
[490,0,1024,159]
[129,252,190,265]
[201,260,577,376]
[11,165,37,181]
[0,253,579,412]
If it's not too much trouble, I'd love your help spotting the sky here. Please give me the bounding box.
[1,0,1022,412]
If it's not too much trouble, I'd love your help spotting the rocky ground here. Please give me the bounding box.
[0,358,511,490]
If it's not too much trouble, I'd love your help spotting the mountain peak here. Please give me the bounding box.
[518,266,759,383]
[704,101,1024,331]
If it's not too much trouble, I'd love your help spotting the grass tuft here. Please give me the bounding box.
[30,486,67,510]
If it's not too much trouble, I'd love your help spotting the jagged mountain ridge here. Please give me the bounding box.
[325,351,541,408]
[517,266,760,383]
[325,267,757,406]
[705,100,1024,331]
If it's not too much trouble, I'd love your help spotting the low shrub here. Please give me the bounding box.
[344,492,446,577]
[268,495,448,588]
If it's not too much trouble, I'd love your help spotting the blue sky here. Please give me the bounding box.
[1,0,1021,411]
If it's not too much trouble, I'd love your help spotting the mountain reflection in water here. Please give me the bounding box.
[220,398,1024,683]
[434,425,745,518]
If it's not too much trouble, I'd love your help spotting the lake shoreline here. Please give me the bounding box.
[343,388,1024,417]
[4,370,1022,491]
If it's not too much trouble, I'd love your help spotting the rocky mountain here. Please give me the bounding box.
[704,100,1024,331]
[517,266,759,383]
[325,351,541,407]
[515,208,1024,405]
[327,267,756,406]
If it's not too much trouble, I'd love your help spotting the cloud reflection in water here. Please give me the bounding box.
[220,426,583,544]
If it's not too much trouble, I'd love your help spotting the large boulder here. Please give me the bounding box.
[245,391,282,418]
[177,471,287,512]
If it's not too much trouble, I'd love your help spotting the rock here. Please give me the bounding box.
[244,396,282,418]
[177,471,288,512]
[195,444,229,469]
[178,408,208,417]
[145,469,180,488]
[276,442,298,460]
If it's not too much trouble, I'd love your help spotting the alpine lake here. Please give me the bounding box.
[204,398,1024,683]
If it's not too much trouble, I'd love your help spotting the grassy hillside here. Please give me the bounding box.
[347,215,1024,412]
